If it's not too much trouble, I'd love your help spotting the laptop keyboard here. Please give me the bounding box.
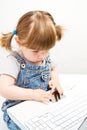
[24,90,87,130]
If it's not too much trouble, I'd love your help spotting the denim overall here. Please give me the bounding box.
[1,53,52,130]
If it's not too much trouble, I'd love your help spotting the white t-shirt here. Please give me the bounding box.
[0,47,20,79]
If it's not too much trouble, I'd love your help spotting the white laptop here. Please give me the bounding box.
[7,74,87,130]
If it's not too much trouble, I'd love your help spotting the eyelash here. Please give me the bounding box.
[33,51,38,53]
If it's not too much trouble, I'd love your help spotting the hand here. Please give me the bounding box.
[48,79,63,101]
[32,89,52,102]
[49,79,63,94]
[49,67,63,97]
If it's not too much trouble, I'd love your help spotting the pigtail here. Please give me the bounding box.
[46,12,63,41]
[55,25,63,41]
[0,32,14,51]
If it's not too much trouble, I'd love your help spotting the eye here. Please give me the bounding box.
[32,51,39,53]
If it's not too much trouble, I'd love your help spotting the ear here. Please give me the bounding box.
[15,36,21,45]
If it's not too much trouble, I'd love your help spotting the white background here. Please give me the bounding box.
[0,0,87,74]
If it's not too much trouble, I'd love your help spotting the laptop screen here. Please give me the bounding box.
[78,117,87,130]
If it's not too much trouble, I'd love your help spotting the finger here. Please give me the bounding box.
[54,93,58,101]
[50,87,56,94]
[43,96,52,103]
[56,86,63,95]
[45,91,53,100]
[48,82,53,89]
[53,91,60,101]
[56,91,60,100]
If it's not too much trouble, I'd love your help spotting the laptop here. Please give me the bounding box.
[7,75,87,130]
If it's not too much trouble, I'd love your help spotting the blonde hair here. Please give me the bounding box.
[0,10,63,51]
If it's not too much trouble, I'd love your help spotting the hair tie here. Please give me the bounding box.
[13,30,17,35]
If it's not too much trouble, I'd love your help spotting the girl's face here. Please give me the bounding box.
[20,46,49,65]
[15,36,49,65]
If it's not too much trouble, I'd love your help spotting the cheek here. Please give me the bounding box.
[27,54,37,61]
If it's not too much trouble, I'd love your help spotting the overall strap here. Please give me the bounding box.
[45,54,51,64]
[12,52,26,65]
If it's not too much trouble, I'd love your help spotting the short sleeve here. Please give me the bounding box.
[0,55,20,79]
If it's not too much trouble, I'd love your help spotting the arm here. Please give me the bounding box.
[0,74,52,102]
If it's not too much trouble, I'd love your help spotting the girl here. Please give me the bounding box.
[0,10,63,130]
